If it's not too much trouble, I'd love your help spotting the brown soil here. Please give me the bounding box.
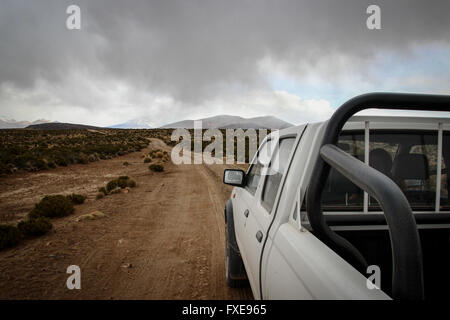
[0,138,252,299]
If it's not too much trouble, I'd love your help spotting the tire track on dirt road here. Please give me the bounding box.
[0,139,253,299]
[198,164,228,298]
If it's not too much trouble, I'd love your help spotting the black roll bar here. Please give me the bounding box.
[306,92,450,300]
[321,144,423,300]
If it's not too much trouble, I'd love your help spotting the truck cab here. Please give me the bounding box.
[223,93,450,300]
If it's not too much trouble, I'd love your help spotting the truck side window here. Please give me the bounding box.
[322,130,447,212]
[245,140,272,195]
[322,131,365,211]
[370,131,439,211]
[261,137,296,212]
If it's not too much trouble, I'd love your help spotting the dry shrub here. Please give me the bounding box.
[18,217,52,237]
[149,163,164,172]
[66,193,86,205]
[0,225,21,250]
[29,195,74,219]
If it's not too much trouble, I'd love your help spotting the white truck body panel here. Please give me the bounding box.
[230,114,450,300]
[263,223,389,299]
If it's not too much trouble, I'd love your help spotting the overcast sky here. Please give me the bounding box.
[0,0,449,127]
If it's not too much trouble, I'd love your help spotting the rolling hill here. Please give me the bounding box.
[26,122,103,130]
[161,115,293,129]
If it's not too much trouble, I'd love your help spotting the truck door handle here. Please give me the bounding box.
[244,209,249,218]
[256,231,263,243]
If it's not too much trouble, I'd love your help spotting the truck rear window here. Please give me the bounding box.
[322,130,449,212]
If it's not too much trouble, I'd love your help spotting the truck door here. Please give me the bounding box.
[232,139,274,291]
[239,134,299,299]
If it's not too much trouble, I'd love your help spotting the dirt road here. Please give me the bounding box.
[0,139,252,299]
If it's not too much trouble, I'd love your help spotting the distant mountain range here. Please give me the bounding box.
[0,117,52,129]
[1,115,293,130]
[109,119,153,129]
[26,122,102,130]
[161,115,293,129]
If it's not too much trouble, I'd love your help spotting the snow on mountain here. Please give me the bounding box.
[0,117,52,129]
[109,118,153,129]
[161,115,293,129]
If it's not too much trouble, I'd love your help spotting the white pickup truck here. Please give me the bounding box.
[223,92,450,300]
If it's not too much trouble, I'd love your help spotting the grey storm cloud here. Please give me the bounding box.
[1,0,450,124]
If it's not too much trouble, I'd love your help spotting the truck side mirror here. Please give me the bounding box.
[223,169,245,187]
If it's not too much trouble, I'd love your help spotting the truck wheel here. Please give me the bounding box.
[225,200,248,288]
